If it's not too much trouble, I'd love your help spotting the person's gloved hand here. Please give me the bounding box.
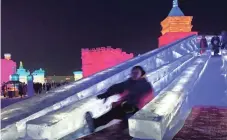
[97,93,107,99]
[97,93,110,102]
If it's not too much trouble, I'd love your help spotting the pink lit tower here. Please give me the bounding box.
[1,54,17,84]
[158,0,198,47]
[81,47,133,77]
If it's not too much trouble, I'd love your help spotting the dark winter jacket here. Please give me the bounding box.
[200,38,208,49]
[221,34,227,44]
[102,78,154,109]
[221,34,227,49]
[211,36,221,49]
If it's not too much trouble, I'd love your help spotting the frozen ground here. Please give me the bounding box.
[1,96,30,109]
[1,89,49,109]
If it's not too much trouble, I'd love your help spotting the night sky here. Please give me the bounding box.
[2,0,227,75]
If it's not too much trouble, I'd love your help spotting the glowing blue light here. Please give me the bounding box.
[10,74,19,81]
[16,62,30,77]
[73,71,82,75]
[27,75,33,81]
[32,68,45,76]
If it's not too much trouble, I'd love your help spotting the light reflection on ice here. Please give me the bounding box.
[153,93,179,115]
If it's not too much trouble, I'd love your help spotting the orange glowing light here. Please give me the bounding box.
[161,16,193,35]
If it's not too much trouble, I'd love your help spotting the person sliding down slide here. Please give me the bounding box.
[85,66,154,133]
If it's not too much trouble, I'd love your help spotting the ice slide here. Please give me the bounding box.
[1,35,199,140]
[130,53,227,140]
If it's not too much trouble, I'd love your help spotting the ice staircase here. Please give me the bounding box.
[1,35,200,140]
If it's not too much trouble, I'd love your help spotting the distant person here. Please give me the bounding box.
[221,31,227,50]
[211,35,221,55]
[85,66,154,133]
[1,83,6,97]
[38,83,42,94]
[33,83,39,94]
[23,84,27,96]
[200,35,208,54]
[18,84,23,98]
[42,83,46,90]
[46,83,51,91]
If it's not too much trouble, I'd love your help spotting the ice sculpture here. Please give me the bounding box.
[159,0,197,47]
[82,47,133,77]
[1,54,16,83]
[25,37,200,140]
[128,54,209,140]
[16,61,30,84]
[32,68,45,84]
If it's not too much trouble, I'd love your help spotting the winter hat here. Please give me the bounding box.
[132,66,146,76]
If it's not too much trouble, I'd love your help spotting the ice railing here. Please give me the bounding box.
[1,35,198,140]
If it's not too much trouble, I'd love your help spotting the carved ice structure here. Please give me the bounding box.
[1,35,198,140]
[25,55,197,139]
[24,36,200,140]
[128,54,210,140]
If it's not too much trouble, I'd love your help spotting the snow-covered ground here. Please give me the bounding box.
[1,96,30,109]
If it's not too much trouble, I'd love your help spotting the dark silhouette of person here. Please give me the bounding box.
[200,35,208,54]
[1,83,6,97]
[18,84,23,98]
[221,31,227,50]
[85,66,154,133]
[33,83,39,94]
[211,35,221,55]
[23,84,27,96]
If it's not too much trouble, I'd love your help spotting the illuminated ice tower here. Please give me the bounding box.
[16,61,30,83]
[32,68,45,84]
[1,53,17,83]
[73,71,83,81]
[159,0,198,47]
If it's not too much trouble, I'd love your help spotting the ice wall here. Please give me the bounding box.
[1,35,198,140]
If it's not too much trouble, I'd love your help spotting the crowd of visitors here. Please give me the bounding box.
[1,81,70,98]
[199,30,227,55]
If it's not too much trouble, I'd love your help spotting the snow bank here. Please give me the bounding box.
[1,35,198,140]
[128,54,209,140]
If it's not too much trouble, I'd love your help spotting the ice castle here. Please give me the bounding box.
[32,68,45,84]
[16,61,30,84]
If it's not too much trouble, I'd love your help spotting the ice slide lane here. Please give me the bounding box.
[189,55,227,107]
[131,55,227,140]
[1,35,198,140]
